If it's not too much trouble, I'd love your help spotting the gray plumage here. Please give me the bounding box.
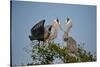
[67,36,77,54]
[29,18,60,44]
[47,18,60,42]
[63,17,77,55]
[29,19,52,42]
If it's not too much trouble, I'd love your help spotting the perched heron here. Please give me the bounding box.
[63,17,72,42]
[47,18,60,42]
[63,17,77,55]
[29,19,51,42]
[29,18,60,46]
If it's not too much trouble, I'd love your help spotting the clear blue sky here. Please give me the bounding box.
[11,1,96,65]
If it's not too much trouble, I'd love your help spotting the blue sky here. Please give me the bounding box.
[11,1,96,65]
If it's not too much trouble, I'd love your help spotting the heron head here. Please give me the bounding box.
[52,17,60,29]
[55,17,60,25]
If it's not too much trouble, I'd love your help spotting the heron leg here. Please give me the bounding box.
[38,41,40,47]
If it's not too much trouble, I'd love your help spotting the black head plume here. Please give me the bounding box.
[67,17,70,22]
[56,17,59,22]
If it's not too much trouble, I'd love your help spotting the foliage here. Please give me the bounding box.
[27,42,96,65]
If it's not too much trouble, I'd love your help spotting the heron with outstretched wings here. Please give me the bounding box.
[29,19,52,42]
[29,18,60,46]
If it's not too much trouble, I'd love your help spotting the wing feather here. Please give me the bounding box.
[31,19,45,36]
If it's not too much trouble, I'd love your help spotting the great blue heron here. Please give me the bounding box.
[63,17,77,55]
[29,19,51,42]
[47,18,60,42]
[63,17,72,42]
[29,18,60,46]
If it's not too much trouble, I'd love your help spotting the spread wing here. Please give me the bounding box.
[31,19,45,36]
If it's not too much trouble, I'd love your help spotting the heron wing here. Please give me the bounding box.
[43,25,52,40]
[31,19,45,36]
